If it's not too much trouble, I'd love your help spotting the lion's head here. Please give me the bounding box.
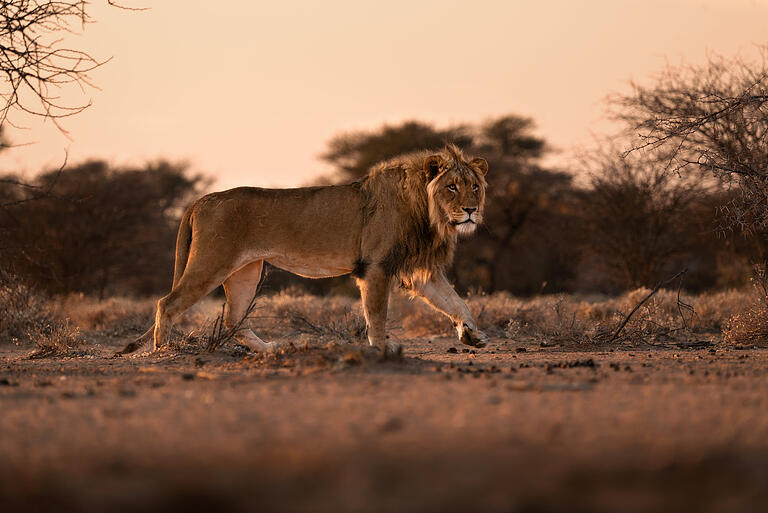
[423,144,488,238]
[361,144,489,283]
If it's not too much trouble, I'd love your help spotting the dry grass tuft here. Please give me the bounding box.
[0,272,54,342]
[257,292,368,343]
[48,294,156,333]
[9,278,766,355]
[722,299,768,347]
[1,272,84,357]
[29,319,85,358]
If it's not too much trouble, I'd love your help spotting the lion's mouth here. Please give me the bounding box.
[451,219,475,226]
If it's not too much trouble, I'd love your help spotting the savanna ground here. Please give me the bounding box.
[2,287,768,513]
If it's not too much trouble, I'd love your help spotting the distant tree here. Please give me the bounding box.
[320,121,473,183]
[616,47,768,234]
[452,116,575,294]
[0,160,203,297]
[474,115,546,161]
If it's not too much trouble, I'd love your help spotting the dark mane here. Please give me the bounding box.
[358,144,483,287]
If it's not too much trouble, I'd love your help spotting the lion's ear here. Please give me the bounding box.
[470,157,488,176]
[423,155,443,182]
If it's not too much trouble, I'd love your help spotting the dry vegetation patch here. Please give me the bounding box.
[723,300,768,347]
[4,282,767,354]
[1,273,84,357]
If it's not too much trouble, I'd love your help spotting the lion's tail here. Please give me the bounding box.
[172,206,194,289]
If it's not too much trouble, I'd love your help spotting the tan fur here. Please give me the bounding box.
[133,144,490,354]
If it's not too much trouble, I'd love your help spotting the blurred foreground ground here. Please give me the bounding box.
[2,322,768,512]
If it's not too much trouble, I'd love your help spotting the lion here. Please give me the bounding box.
[126,144,490,355]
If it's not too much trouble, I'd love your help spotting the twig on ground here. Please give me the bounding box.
[205,293,261,353]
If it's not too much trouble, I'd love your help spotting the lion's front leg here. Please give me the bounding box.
[411,272,490,348]
[357,266,399,354]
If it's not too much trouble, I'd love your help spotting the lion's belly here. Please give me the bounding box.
[266,255,355,279]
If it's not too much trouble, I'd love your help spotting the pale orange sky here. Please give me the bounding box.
[2,0,767,188]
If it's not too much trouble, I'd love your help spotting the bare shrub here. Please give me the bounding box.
[617,47,768,234]
[689,290,754,331]
[0,270,85,356]
[504,295,599,344]
[578,148,710,291]
[29,320,84,358]
[720,264,768,347]
[722,301,768,347]
[190,292,369,353]
[0,270,53,341]
[265,292,367,343]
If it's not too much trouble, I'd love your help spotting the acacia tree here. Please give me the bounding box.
[320,121,473,183]
[617,47,768,233]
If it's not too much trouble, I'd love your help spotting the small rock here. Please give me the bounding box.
[181,373,196,381]
[447,347,458,354]
[379,417,404,433]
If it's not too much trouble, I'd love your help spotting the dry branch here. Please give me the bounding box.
[0,1,146,129]
[616,47,768,232]
[205,293,261,353]
[607,268,688,343]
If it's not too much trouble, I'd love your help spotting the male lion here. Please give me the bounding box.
[129,144,490,354]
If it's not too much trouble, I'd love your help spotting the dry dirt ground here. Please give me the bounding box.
[2,332,768,513]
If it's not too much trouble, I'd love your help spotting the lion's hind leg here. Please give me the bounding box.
[154,261,232,352]
[222,260,274,353]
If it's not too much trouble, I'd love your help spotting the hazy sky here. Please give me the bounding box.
[2,0,768,188]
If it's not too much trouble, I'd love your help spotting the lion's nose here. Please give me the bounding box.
[462,207,477,215]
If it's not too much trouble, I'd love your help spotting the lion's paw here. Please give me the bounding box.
[382,342,403,361]
[458,323,490,348]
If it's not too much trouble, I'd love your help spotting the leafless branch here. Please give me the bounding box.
[106,0,148,11]
[205,292,262,353]
[0,1,146,130]
[607,268,688,343]
[615,47,768,232]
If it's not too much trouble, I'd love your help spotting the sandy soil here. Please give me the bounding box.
[2,334,768,513]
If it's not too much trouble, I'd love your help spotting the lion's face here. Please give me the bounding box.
[425,153,488,237]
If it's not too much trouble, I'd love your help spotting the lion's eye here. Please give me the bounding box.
[472,184,479,192]
[447,184,457,192]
